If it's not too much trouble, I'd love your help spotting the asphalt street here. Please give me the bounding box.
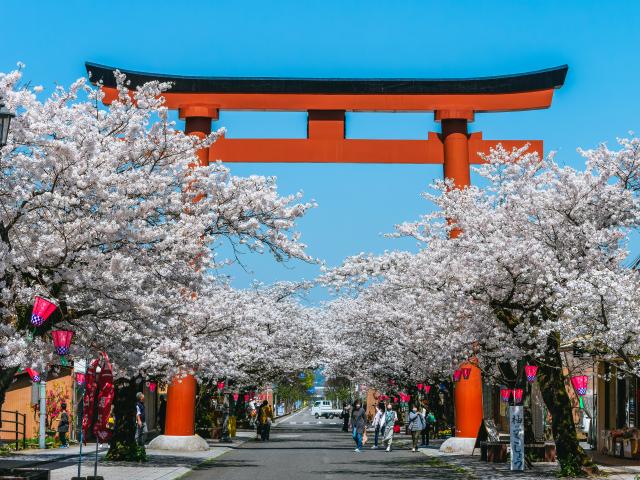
[183,409,474,480]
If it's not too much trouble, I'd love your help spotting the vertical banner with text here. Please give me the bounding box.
[510,406,525,471]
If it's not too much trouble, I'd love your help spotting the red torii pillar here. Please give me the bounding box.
[87,61,567,451]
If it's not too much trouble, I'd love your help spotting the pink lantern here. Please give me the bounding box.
[453,369,462,382]
[217,381,225,390]
[31,296,57,327]
[525,365,538,383]
[417,383,423,391]
[244,394,249,402]
[75,372,85,386]
[424,385,431,394]
[51,329,73,355]
[461,367,472,380]
[233,392,239,401]
[571,375,588,408]
[500,388,512,403]
[512,388,524,404]
[25,368,40,383]
[148,381,157,393]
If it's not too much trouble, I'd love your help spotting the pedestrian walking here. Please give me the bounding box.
[371,402,384,449]
[135,392,146,446]
[258,400,274,441]
[57,402,69,448]
[340,403,351,432]
[350,401,367,452]
[422,409,435,446]
[381,403,397,452]
[407,405,426,451]
[157,394,167,434]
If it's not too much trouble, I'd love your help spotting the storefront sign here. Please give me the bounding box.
[510,406,525,471]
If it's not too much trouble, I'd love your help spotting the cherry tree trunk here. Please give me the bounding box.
[0,366,18,408]
[536,333,591,476]
[106,377,146,462]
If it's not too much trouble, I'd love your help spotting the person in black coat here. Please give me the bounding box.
[340,403,351,432]
[57,403,69,448]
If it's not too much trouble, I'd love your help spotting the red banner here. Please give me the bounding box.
[82,352,115,443]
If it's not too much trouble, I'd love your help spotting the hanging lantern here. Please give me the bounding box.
[453,369,462,382]
[461,367,472,380]
[512,388,524,404]
[148,381,157,393]
[51,330,73,366]
[25,368,40,383]
[233,392,239,401]
[417,383,423,391]
[424,385,431,395]
[500,388,512,403]
[31,296,57,327]
[217,381,225,391]
[571,375,588,408]
[525,365,538,383]
[244,394,249,402]
[75,372,85,386]
[393,396,398,403]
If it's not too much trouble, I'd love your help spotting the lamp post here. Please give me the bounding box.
[0,102,15,147]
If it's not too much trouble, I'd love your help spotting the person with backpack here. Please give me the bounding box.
[381,403,398,452]
[422,409,436,446]
[408,405,426,452]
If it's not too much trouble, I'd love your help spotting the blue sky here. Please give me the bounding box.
[2,0,640,297]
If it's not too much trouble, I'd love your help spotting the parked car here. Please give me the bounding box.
[310,400,342,419]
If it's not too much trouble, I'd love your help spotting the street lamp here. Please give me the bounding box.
[0,102,15,147]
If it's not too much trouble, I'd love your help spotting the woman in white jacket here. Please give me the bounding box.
[371,402,385,449]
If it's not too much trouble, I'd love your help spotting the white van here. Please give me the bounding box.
[310,400,342,419]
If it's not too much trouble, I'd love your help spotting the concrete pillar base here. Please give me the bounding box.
[148,434,209,451]
[439,437,477,455]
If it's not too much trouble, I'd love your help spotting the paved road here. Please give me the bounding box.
[184,409,474,480]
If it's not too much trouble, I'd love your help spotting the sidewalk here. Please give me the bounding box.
[418,444,640,479]
[0,432,253,480]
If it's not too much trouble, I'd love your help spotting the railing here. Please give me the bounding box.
[0,409,27,450]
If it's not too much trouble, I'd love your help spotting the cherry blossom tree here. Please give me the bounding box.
[322,142,640,474]
[0,65,316,448]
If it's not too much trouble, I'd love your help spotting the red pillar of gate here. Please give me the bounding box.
[161,106,217,439]
[439,112,484,439]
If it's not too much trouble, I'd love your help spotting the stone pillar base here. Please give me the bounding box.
[148,434,209,451]
[439,437,477,455]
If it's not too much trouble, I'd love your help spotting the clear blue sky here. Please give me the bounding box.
[3,0,640,297]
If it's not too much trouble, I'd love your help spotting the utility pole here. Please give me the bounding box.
[39,371,47,449]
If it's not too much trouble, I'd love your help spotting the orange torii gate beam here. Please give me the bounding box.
[86,62,568,446]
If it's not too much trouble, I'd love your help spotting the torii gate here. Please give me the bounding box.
[86,62,567,450]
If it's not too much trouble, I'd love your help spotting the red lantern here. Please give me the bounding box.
[244,394,249,402]
[75,372,85,386]
[31,296,57,327]
[417,383,423,390]
[233,392,239,401]
[453,369,462,382]
[25,368,40,383]
[148,381,157,393]
[500,388,512,403]
[51,330,73,355]
[525,365,538,383]
[571,375,588,408]
[424,385,431,394]
[217,381,225,390]
[393,397,398,403]
[513,388,524,404]
[461,367,472,380]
